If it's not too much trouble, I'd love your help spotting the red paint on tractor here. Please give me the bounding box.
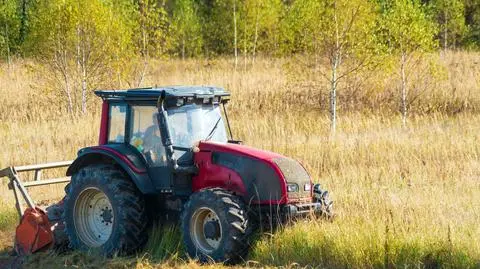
[199,141,284,161]
[193,141,289,205]
[98,101,109,145]
[192,150,247,196]
[95,146,147,174]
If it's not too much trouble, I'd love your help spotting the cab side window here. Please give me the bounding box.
[129,105,167,167]
[108,104,127,143]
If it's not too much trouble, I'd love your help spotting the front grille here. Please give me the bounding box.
[273,157,311,199]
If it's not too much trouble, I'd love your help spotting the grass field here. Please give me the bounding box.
[0,53,479,268]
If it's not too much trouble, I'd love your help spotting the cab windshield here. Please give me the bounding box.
[167,104,228,148]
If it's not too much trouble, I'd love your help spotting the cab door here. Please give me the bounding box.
[128,105,172,191]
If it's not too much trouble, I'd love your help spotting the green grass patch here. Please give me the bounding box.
[143,223,184,263]
[0,206,18,231]
[250,220,480,268]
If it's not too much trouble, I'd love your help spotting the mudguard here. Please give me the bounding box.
[66,144,156,194]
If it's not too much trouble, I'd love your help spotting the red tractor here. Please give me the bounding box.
[1,86,332,263]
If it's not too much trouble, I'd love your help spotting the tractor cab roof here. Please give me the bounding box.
[95,86,230,103]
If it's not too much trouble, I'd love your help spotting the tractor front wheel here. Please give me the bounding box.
[63,164,148,256]
[181,188,251,263]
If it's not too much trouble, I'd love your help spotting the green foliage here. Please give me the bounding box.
[3,0,480,61]
[0,0,20,59]
[171,0,203,58]
[281,0,379,58]
[280,0,320,53]
[380,0,437,55]
[240,0,283,56]
[429,0,466,49]
[196,0,236,56]
[136,0,171,58]
[24,0,137,112]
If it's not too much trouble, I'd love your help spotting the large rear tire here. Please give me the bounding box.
[181,188,251,264]
[63,164,148,256]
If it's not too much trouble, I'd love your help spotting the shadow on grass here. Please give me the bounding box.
[249,222,480,269]
[21,223,186,269]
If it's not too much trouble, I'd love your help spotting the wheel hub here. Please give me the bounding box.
[100,207,113,225]
[203,220,220,240]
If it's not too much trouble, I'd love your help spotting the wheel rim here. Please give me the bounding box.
[74,187,114,247]
[190,207,222,254]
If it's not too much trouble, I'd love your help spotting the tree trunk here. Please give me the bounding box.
[182,37,185,61]
[138,18,148,87]
[81,43,87,115]
[233,0,238,71]
[61,54,73,114]
[252,3,259,66]
[5,23,11,68]
[330,0,340,134]
[443,8,448,52]
[330,60,338,133]
[400,52,407,128]
[19,0,28,43]
[64,76,74,114]
[244,16,247,72]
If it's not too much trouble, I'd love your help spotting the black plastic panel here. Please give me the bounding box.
[212,152,283,202]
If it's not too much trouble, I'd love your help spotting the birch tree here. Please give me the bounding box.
[291,0,379,133]
[381,0,436,127]
[26,0,134,115]
[135,0,170,86]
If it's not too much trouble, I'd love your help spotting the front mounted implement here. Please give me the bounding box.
[0,161,72,255]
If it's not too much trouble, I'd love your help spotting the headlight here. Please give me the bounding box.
[304,183,311,191]
[287,183,299,192]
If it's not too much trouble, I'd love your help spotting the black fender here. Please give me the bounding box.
[66,144,156,194]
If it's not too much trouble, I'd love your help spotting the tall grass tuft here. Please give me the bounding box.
[144,224,184,263]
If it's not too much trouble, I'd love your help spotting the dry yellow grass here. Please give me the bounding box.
[0,52,479,268]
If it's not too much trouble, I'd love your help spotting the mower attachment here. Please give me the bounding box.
[15,207,53,255]
[0,161,72,255]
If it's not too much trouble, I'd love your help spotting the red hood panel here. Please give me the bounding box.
[198,141,284,161]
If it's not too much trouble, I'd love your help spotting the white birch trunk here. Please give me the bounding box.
[233,0,238,71]
[330,0,340,134]
[244,17,247,72]
[444,8,448,51]
[330,60,338,133]
[61,50,74,114]
[252,2,259,66]
[81,43,87,115]
[182,37,185,61]
[5,24,11,68]
[401,52,407,127]
[138,19,148,87]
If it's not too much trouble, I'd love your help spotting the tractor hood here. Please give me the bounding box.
[197,141,284,161]
[196,141,312,202]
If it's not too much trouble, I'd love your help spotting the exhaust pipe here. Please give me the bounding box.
[156,91,198,175]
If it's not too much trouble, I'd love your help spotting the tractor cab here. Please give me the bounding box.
[93,86,232,194]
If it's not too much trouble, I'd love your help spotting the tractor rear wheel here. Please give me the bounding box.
[63,164,148,256]
[181,188,251,264]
